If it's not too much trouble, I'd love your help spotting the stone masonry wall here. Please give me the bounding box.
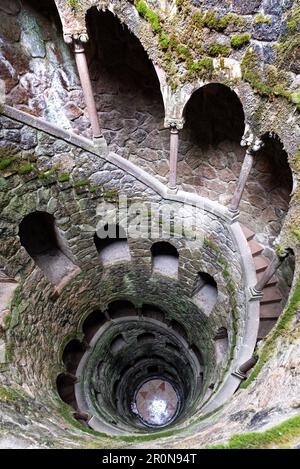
[0,113,245,413]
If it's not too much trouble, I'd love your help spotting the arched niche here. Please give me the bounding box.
[241,132,293,243]
[56,373,77,409]
[176,82,245,200]
[108,300,136,319]
[82,310,107,343]
[192,272,218,316]
[84,8,166,162]
[19,211,76,285]
[151,241,179,278]
[214,327,229,364]
[110,334,126,355]
[183,83,245,146]
[94,224,131,265]
[62,339,86,375]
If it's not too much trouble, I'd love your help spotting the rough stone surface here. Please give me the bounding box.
[0,0,299,451]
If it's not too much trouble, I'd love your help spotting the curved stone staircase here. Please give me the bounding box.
[241,225,284,340]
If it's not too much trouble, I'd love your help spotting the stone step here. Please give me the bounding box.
[258,319,277,339]
[256,270,278,286]
[248,239,264,257]
[260,302,282,319]
[240,224,255,242]
[254,255,269,273]
[261,286,282,304]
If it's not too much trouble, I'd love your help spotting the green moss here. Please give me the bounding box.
[203,238,221,253]
[291,92,300,105]
[200,11,245,32]
[38,167,58,180]
[230,33,251,48]
[286,6,300,33]
[17,163,34,175]
[0,147,18,171]
[11,287,22,310]
[104,189,119,200]
[241,46,299,108]
[58,401,108,437]
[253,13,271,24]
[207,414,300,449]
[73,179,90,188]
[0,158,16,171]
[136,1,161,32]
[208,43,231,58]
[58,173,70,183]
[276,244,288,257]
[187,57,213,78]
[242,277,300,388]
[159,32,170,49]
[67,0,81,12]
[0,384,22,403]
[292,228,300,244]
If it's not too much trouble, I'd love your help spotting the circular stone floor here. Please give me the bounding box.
[134,379,179,427]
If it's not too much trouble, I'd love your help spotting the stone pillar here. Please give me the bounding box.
[253,250,289,295]
[239,356,258,374]
[165,118,184,191]
[73,40,102,139]
[229,139,264,215]
[169,125,179,190]
[232,356,258,380]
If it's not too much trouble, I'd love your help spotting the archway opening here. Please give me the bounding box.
[82,310,107,343]
[85,8,166,168]
[214,327,229,364]
[19,211,76,285]
[184,83,245,146]
[192,272,218,316]
[151,241,179,278]
[242,132,293,243]
[94,224,131,265]
[178,83,245,202]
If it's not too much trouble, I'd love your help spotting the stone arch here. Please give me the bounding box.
[56,373,77,409]
[168,82,248,205]
[183,83,245,146]
[241,131,293,243]
[94,223,131,265]
[192,272,218,316]
[18,211,77,285]
[82,310,107,343]
[151,241,179,278]
[62,338,86,375]
[83,7,166,161]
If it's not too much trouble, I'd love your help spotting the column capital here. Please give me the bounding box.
[249,137,264,154]
[240,124,264,153]
[164,117,185,130]
[64,31,89,45]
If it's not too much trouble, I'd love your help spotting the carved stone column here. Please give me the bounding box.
[252,250,290,297]
[232,356,258,380]
[165,118,184,191]
[229,139,264,215]
[73,39,102,139]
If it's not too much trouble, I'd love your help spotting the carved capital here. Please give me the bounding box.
[64,31,89,45]
[164,117,185,130]
[241,124,264,154]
